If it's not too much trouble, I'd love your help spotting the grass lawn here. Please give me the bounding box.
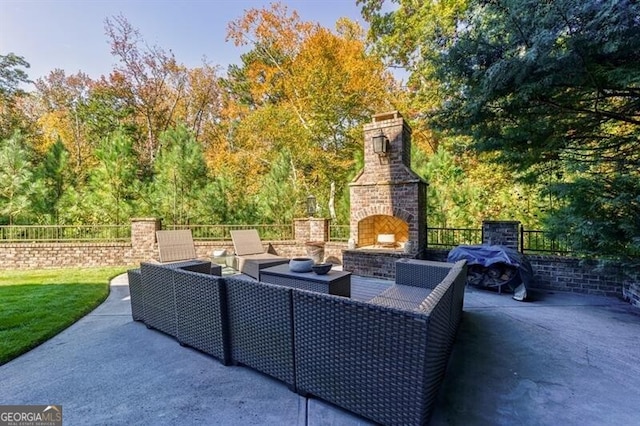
[0,266,128,365]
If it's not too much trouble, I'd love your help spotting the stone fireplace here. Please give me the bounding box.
[343,111,428,278]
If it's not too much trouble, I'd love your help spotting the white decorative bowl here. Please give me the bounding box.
[289,257,314,272]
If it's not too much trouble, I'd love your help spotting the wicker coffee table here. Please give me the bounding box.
[259,263,351,297]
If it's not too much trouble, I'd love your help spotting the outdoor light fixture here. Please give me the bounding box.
[306,195,317,217]
[372,130,389,156]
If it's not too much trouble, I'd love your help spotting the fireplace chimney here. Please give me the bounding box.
[348,111,428,252]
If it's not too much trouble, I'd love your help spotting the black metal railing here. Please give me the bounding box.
[520,229,573,255]
[0,225,131,242]
[166,224,294,241]
[427,226,577,256]
[426,227,483,249]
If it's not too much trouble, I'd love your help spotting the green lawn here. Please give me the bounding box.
[0,266,128,365]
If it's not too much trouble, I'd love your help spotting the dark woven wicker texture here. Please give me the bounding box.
[173,269,230,365]
[127,268,144,322]
[139,260,212,338]
[225,277,296,388]
[140,262,178,337]
[292,260,466,426]
[395,259,454,289]
[239,256,289,280]
[370,284,432,304]
[293,291,434,425]
[450,260,468,334]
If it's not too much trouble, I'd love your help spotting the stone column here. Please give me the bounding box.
[482,220,521,250]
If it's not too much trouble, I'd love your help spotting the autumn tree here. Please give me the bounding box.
[0,53,32,140]
[34,70,97,179]
[105,14,190,172]
[224,3,397,221]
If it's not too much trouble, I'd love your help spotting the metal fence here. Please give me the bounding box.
[426,226,575,255]
[0,224,293,243]
[521,229,573,255]
[426,227,483,249]
[0,225,131,242]
[0,223,578,256]
[329,225,350,242]
[166,224,294,241]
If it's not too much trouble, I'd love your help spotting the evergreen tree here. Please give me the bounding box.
[32,137,72,224]
[0,132,33,224]
[85,130,138,224]
[151,125,210,225]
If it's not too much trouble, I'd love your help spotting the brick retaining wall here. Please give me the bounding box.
[0,242,135,269]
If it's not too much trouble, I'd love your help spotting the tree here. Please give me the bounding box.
[0,53,32,139]
[105,14,190,171]
[224,3,397,221]
[0,132,34,224]
[0,53,31,98]
[35,70,96,177]
[363,0,640,258]
[433,0,640,257]
[84,130,138,224]
[32,137,72,224]
[151,125,210,225]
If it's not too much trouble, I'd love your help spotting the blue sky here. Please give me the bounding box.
[1,0,367,84]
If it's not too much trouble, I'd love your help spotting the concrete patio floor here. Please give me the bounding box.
[1,273,639,425]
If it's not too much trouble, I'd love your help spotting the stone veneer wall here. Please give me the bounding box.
[0,242,134,269]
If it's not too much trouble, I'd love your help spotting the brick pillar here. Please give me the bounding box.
[131,218,161,261]
[294,218,329,243]
[482,220,520,250]
[294,219,311,243]
[309,218,329,242]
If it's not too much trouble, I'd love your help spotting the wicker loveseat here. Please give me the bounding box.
[129,258,467,425]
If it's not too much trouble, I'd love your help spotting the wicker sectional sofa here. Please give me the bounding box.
[129,258,467,426]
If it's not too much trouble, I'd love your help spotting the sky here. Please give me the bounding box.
[0,0,368,86]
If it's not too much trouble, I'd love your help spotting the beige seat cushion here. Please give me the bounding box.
[230,229,267,256]
[156,230,197,263]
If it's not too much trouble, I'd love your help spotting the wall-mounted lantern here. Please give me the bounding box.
[372,130,389,156]
[306,195,317,217]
